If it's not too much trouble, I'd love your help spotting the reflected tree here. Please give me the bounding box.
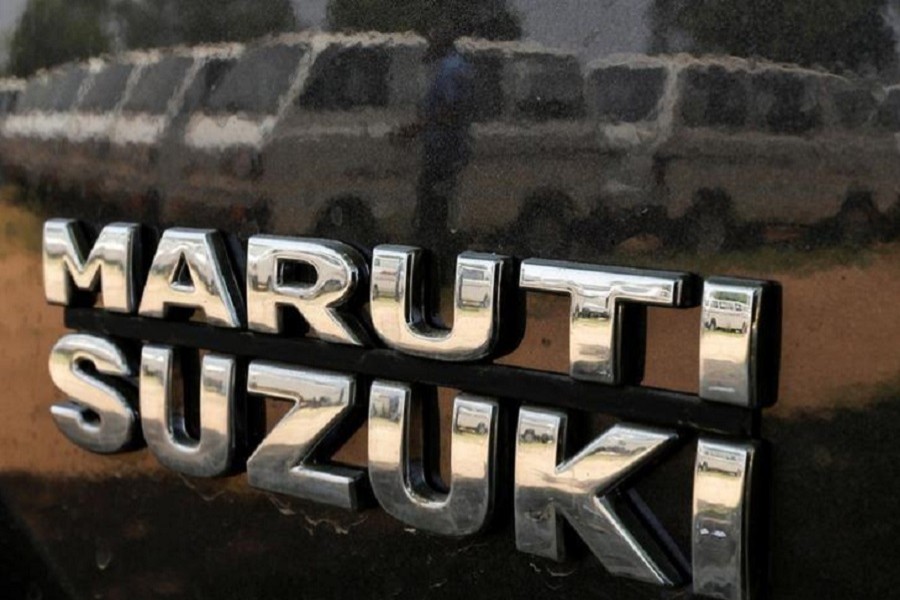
[6,0,299,77]
[114,0,298,49]
[327,0,521,40]
[652,0,896,73]
[8,0,110,77]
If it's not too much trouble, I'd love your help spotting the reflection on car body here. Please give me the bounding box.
[703,294,751,334]
[697,447,744,478]
[3,1,900,598]
[454,406,489,435]
[371,254,402,300]
[455,265,491,308]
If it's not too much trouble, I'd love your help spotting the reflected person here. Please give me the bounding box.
[399,27,476,251]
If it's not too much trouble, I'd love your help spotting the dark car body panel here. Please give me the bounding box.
[0,2,899,599]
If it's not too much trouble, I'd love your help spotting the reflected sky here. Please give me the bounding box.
[295,0,654,63]
[287,0,655,62]
[512,0,653,60]
[11,0,896,74]
[0,0,637,71]
[0,0,27,68]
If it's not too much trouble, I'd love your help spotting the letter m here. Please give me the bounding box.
[43,219,140,313]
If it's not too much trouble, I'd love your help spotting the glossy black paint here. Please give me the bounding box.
[1,1,900,599]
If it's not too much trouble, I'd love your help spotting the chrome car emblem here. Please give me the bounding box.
[693,439,760,600]
[520,259,692,384]
[246,235,370,345]
[245,361,367,510]
[49,333,139,453]
[140,345,239,477]
[139,228,245,328]
[369,381,499,536]
[514,408,682,585]
[700,278,780,407]
[370,246,510,361]
[43,219,141,313]
[43,221,780,600]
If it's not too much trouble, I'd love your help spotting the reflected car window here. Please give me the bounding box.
[121,56,192,115]
[204,44,307,115]
[79,63,134,113]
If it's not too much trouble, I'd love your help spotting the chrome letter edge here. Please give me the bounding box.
[520,259,694,384]
[693,439,761,600]
[245,362,366,510]
[140,346,237,477]
[370,245,508,361]
[246,235,369,345]
[48,334,138,453]
[43,219,140,313]
[514,407,684,586]
[368,381,498,535]
[139,228,244,328]
[700,278,780,407]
